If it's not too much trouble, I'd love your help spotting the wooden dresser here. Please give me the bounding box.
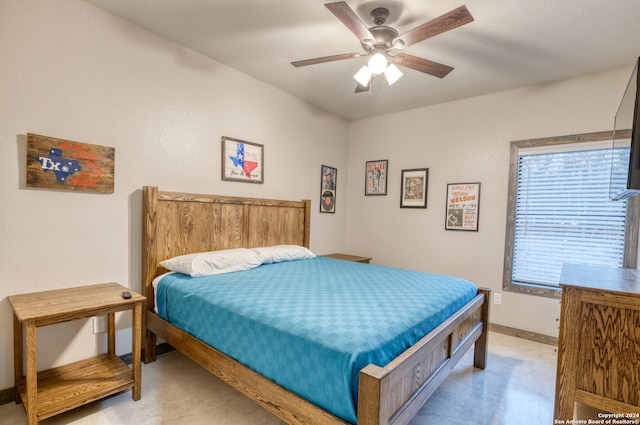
[554,264,640,421]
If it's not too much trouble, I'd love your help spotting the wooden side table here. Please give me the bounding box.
[323,253,372,264]
[8,282,145,425]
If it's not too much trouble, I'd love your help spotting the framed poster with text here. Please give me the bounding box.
[445,183,480,231]
[365,160,388,195]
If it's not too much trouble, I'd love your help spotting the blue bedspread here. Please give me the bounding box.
[156,257,477,424]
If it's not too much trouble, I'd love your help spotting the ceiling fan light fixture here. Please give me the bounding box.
[293,3,474,93]
[354,65,372,86]
[384,63,403,85]
[367,52,388,75]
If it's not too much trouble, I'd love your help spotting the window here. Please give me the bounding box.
[503,131,639,298]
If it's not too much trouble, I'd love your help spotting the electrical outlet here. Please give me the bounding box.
[493,293,502,305]
[93,316,106,334]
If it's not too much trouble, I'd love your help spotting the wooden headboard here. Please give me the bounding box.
[141,186,311,310]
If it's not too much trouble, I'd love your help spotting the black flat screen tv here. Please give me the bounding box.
[611,57,640,200]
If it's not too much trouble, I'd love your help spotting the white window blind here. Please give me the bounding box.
[512,145,629,287]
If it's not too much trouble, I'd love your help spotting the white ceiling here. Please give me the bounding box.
[83,0,640,121]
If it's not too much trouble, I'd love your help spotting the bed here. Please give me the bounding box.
[141,186,491,425]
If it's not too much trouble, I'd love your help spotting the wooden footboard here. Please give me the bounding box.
[358,288,490,425]
[140,186,490,425]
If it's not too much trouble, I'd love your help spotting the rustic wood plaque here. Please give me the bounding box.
[27,133,115,193]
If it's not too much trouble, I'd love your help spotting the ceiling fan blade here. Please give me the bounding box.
[391,54,454,79]
[291,53,361,67]
[325,2,375,42]
[393,5,473,48]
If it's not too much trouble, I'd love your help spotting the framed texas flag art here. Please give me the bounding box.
[221,136,264,183]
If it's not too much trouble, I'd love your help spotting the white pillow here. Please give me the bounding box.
[250,245,316,264]
[160,248,264,277]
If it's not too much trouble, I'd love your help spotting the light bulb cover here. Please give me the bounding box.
[384,64,403,86]
[353,66,372,87]
[367,53,388,75]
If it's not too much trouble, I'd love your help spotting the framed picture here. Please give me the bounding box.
[365,160,388,195]
[400,168,428,208]
[320,165,337,213]
[221,136,264,183]
[445,183,481,231]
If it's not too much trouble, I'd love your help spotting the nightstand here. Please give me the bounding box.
[323,253,372,264]
[8,282,145,425]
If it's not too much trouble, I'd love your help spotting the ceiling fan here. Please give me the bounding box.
[291,2,474,92]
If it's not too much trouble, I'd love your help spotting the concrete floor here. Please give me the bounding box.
[0,331,557,425]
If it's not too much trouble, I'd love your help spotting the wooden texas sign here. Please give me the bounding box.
[27,133,114,193]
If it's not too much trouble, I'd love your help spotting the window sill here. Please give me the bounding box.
[503,281,562,299]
